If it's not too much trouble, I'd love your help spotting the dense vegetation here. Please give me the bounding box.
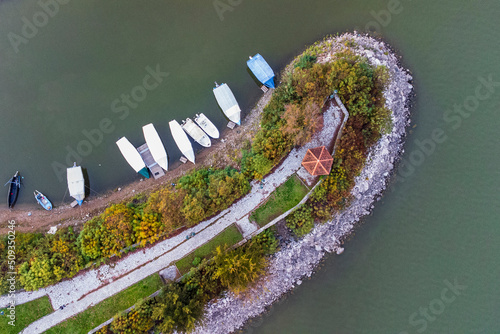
[97,231,277,334]
[0,167,250,293]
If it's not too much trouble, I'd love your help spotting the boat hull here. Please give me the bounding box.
[116,137,150,178]
[143,123,168,171]
[169,120,195,163]
[67,164,85,205]
[34,191,53,211]
[7,172,20,209]
[213,83,241,125]
[194,113,220,139]
[182,118,211,148]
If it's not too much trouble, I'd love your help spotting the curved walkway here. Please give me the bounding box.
[9,98,344,334]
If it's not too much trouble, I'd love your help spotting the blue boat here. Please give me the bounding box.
[247,53,275,89]
[34,190,53,211]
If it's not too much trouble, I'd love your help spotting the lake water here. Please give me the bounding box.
[1,0,499,333]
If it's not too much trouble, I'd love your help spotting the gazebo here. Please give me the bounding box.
[301,146,333,176]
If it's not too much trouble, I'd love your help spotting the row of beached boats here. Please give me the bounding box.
[4,54,276,209]
[115,80,248,176]
[5,163,85,211]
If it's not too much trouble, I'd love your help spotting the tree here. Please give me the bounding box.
[210,245,267,294]
[145,187,187,232]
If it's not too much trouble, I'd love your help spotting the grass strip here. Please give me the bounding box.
[0,296,53,334]
[175,224,243,274]
[44,273,163,334]
[250,174,309,227]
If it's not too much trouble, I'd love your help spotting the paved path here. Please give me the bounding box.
[12,102,343,334]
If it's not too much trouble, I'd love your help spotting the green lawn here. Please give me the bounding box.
[250,174,309,227]
[44,273,163,334]
[175,224,243,274]
[0,296,53,334]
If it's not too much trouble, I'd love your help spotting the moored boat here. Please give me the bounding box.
[213,82,241,125]
[181,118,211,147]
[142,123,168,171]
[67,163,85,206]
[116,137,150,178]
[194,113,219,139]
[247,53,275,88]
[169,120,195,163]
[5,171,21,209]
[34,190,52,211]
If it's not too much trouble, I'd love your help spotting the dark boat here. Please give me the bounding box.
[6,171,21,209]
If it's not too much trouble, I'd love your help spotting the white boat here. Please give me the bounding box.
[181,118,211,148]
[194,113,219,139]
[142,123,168,171]
[116,137,150,178]
[67,162,85,205]
[213,82,241,125]
[169,120,195,163]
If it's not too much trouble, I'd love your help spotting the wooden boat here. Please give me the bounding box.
[169,120,195,163]
[213,82,241,125]
[6,171,21,209]
[67,163,85,205]
[34,190,52,211]
[116,137,150,178]
[142,123,168,171]
[181,118,211,148]
[194,113,219,139]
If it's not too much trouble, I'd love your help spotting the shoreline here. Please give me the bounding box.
[191,33,413,334]
[0,93,268,235]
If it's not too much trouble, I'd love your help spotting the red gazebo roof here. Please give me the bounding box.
[301,146,333,176]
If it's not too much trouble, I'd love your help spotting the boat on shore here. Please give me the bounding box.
[5,171,21,209]
[213,82,241,125]
[116,137,150,178]
[34,190,53,211]
[247,53,275,89]
[169,120,195,163]
[181,118,211,147]
[67,163,85,206]
[142,123,168,171]
[194,113,219,139]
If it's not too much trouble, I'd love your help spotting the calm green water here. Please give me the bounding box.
[1,0,499,333]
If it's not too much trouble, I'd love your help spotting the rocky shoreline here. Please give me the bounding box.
[191,33,413,334]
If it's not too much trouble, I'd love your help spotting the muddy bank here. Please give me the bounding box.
[191,33,413,334]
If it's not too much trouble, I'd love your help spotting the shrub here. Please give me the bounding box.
[295,54,317,69]
[286,205,315,237]
[250,229,279,255]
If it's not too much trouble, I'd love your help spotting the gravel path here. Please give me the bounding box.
[13,77,343,334]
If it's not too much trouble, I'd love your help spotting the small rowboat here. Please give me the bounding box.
[194,113,219,139]
[34,190,52,211]
[5,171,21,209]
